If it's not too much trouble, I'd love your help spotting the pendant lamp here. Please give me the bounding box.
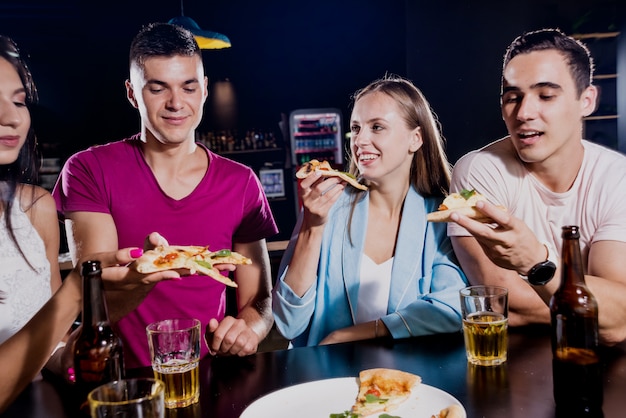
[168,1,231,49]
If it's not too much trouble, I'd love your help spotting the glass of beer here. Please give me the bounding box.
[88,378,165,418]
[460,285,508,366]
[146,318,201,408]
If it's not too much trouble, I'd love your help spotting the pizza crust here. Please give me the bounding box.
[426,206,505,223]
[133,245,251,288]
[296,159,368,191]
[433,404,464,418]
[427,190,506,223]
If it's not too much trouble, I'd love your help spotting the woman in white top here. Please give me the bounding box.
[273,75,467,347]
[0,35,62,356]
[0,37,183,412]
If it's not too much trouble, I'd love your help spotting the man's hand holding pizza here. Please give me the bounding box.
[449,200,553,280]
[448,199,558,327]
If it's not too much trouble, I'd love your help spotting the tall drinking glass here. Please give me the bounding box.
[146,318,201,408]
[460,285,508,366]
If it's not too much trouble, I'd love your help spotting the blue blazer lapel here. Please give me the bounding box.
[388,188,426,312]
[341,192,368,324]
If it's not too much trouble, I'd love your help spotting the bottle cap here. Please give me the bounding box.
[562,225,580,239]
[81,260,102,277]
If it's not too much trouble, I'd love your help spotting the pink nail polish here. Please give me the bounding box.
[129,248,143,258]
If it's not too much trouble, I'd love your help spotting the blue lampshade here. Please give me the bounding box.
[168,15,231,50]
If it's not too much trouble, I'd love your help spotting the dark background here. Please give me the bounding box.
[1,0,623,239]
[2,0,623,161]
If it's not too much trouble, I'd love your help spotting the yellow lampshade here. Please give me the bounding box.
[168,16,231,50]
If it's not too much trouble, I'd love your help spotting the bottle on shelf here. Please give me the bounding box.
[550,225,603,417]
[197,128,279,153]
[73,260,124,402]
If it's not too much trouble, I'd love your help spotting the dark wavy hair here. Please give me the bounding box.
[502,28,594,97]
[0,35,41,280]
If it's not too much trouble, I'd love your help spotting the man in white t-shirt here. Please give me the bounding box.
[448,28,626,345]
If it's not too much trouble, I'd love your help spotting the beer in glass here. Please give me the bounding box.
[146,318,201,408]
[460,285,508,366]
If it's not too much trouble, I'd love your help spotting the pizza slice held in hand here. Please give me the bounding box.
[426,189,506,223]
[296,159,368,191]
[132,245,251,288]
[351,368,421,417]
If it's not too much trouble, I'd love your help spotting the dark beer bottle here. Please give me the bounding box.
[73,260,124,400]
[550,225,603,417]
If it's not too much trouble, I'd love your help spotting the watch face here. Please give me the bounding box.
[528,261,557,286]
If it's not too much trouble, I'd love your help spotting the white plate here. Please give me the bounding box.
[240,377,466,418]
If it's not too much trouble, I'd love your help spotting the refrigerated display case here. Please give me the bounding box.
[290,108,344,167]
[289,108,345,211]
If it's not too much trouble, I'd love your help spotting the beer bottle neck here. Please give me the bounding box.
[81,274,111,327]
[559,235,586,289]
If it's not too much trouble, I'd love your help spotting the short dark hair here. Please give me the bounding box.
[129,22,200,70]
[502,28,594,97]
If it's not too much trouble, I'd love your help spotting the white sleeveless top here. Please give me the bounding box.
[356,255,393,323]
[0,196,51,345]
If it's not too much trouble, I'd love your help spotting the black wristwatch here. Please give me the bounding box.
[520,242,557,286]
[526,260,557,285]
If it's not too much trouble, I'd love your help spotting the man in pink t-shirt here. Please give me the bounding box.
[53,23,277,368]
[447,29,626,345]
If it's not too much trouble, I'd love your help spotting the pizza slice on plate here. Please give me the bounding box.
[426,189,506,223]
[133,245,251,288]
[351,368,421,417]
[296,159,368,191]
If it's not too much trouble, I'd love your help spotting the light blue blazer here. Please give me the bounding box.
[272,186,468,347]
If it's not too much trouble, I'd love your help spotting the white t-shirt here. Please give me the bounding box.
[356,255,393,323]
[448,138,626,265]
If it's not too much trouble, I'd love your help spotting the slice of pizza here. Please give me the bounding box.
[296,159,368,191]
[426,189,506,223]
[133,245,251,288]
[351,368,421,417]
[207,249,253,266]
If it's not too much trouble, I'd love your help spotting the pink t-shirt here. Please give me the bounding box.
[53,136,278,367]
[448,138,626,263]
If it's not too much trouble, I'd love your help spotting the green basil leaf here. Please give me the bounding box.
[379,414,402,418]
[460,188,476,200]
[211,249,232,258]
[365,393,388,404]
[340,171,356,179]
[329,411,358,418]
[194,260,213,269]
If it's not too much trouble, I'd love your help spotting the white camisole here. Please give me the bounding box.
[356,254,393,324]
[0,196,51,344]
